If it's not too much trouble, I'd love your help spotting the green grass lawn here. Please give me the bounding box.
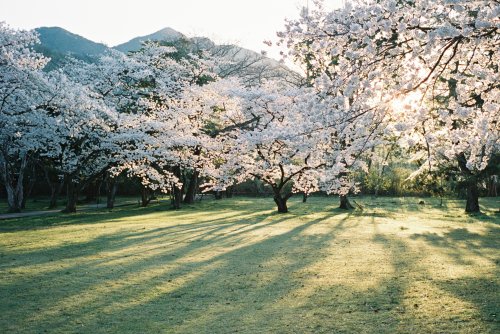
[0,196,498,333]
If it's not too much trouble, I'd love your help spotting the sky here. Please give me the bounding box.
[0,0,342,61]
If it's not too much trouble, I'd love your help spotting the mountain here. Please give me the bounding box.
[113,29,300,85]
[114,27,184,53]
[34,26,301,85]
[35,27,111,70]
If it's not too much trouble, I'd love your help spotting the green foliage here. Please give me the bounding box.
[360,166,413,196]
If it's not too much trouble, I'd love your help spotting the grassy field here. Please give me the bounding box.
[0,196,498,333]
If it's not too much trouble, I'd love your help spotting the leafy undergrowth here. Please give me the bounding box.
[0,196,498,333]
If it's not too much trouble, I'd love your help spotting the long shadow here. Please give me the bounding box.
[0,197,277,233]
[0,209,291,283]
[1,206,345,333]
[85,214,341,333]
[410,226,500,265]
[369,231,434,332]
[3,196,497,333]
[369,221,499,332]
[408,225,499,330]
[435,277,499,327]
[0,199,307,316]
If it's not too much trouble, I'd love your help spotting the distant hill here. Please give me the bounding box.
[113,29,301,85]
[34,26,301,85]
[114,27,184,53]
[35,27,111,70]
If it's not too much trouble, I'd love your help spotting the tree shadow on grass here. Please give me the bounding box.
[0,206,290,272]
[435,277,499,326]
[2,197,498,333]
[407,225,499,332]
[370,230,499,333]
[0,197,279,233]
[0,208,348,333]
[410,226,500,265]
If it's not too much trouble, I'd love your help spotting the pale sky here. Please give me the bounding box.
[0,0,342,61]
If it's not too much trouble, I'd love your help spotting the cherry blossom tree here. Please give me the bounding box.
[128,42,220,208]
[0,23,51,212]
[279,0,499,212]
[38,71,119,213]
[74,41,220,209]
[198,80,326,213]
[62,45,193,209]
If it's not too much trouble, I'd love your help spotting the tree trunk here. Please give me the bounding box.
[62,175,77,213]
[302,192,308,203]
[339,195,354,210]
[457,153,481,213]
[43,165,63,209]
[4,183,22,213]
[0,153,29,213]
[21,163,36,209]
[83,181,97,203]
[172,186,182,209]
[183,170,198,204]
[487,175,498,197]
[49,185,58,209]
[226,185,234,198]
[171,165,182,209]
[272,186,293,213]
[214,191,223,200]
[141,187,151,207]
[50,177,65,209]
[273,194,290,213]
[106,176,117,209]
[465,179,480,213]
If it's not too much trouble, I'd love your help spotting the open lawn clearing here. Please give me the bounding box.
[0,197,498,333]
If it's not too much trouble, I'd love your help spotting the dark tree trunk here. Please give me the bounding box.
[457,153,481,213]
[141,187,151,207]
[273,193,291,213]
[49,177,65,209]
[106,176,117,209]
[172,186,182,209]
[83,181,97,203]
[62,175,77,213]
[302,192,308,203]
[49,186,58,209]
[465,180,480,213]
[183,170,198,204]
[21,164,37,209]
[171,165,182,209]
[487,175,498,197]
[4,183,23,213]
[214,191,223,200]
[226,185,234,198]
[339,195,354,210]
[43,166,63,209]
[272,185,293,213]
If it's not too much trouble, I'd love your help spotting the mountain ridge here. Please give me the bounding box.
[34,26,110,70]
[34,26,300,85]
[113,27,184,52]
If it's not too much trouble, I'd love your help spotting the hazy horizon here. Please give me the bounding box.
[0,0,343,62]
